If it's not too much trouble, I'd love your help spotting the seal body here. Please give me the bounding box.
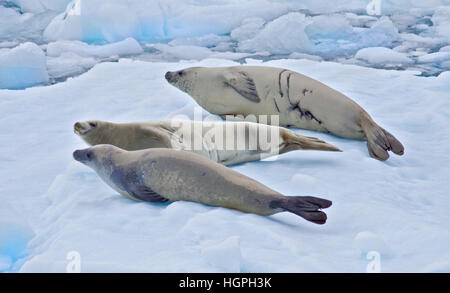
[74,119,340,166]
[73,145,332,224]
[165,66,404,160]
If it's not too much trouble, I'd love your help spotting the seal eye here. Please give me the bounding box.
[89,122,97,128]
[86,152,92,159]
[178,71,183,76]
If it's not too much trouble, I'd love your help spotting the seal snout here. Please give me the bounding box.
[165,70,183,83]
[73,149,92,163]
[74,121,96,135]
[165,71,174,83]
[74,121,87,135]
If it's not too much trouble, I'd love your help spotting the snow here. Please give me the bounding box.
[0,202,34,272]
[1,57,449,272]
[0,42,49,89]
[355,47,413,65]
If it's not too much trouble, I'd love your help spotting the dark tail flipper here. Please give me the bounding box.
[271,196,332,225]
[361,113,404,161]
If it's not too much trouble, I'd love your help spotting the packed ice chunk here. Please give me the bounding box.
[150,44,214,61]
[431,6,450,42]
[344,12,377,28]
[46,52,97,80]
[358,16,400,48]
[9,0,71,13]
[237,12,313,55]
[417,51,450,63]
[46,37,143,58]
[355,47,413,65]
[236,12,401,58]
[397,33,443,53]
[169,34,230,48]
[304,14,356,56]
[0,41,19,48]
[43,0,296,43]
[0,5,59,44]
[230,18,266,42]
[44,38,142,81]
[0,42,49,90]
[44,0,152,43]
[9,0,45,13]
[288,52,323,61]
[148,43,252,61]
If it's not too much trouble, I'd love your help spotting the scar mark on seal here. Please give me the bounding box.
[287,73,292,100]
[278,69,288,97]
[290,100,322,125]
[274,99,281,112]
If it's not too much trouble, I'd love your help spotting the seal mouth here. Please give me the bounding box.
[74,122,92,135]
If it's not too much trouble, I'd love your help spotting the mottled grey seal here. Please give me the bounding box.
[73,145,332,224]
[74,119,340,166]
[165,66,404,161]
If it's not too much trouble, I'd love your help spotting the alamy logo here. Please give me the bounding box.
[170,107,281,156]
[67,0,81,16]
[366,0,381,15]
[66,251,81,273]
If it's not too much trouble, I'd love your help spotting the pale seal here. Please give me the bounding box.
[73,145,332,224]
[165,66,404,160]
[74,119,340,166]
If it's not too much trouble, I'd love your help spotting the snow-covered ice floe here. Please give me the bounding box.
[1,57,449,272]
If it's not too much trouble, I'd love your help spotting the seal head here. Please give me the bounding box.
[73,144,119,170]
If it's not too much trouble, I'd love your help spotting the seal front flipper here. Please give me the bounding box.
[130,184,169,203]
[270,196,332,225]
[224,71,260,103]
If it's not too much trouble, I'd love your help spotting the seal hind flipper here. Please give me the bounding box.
[270,196,332,225]
[130,185,169,203]
[279,129,342,153]
[361,114,404,160]
[224,71,260,103]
